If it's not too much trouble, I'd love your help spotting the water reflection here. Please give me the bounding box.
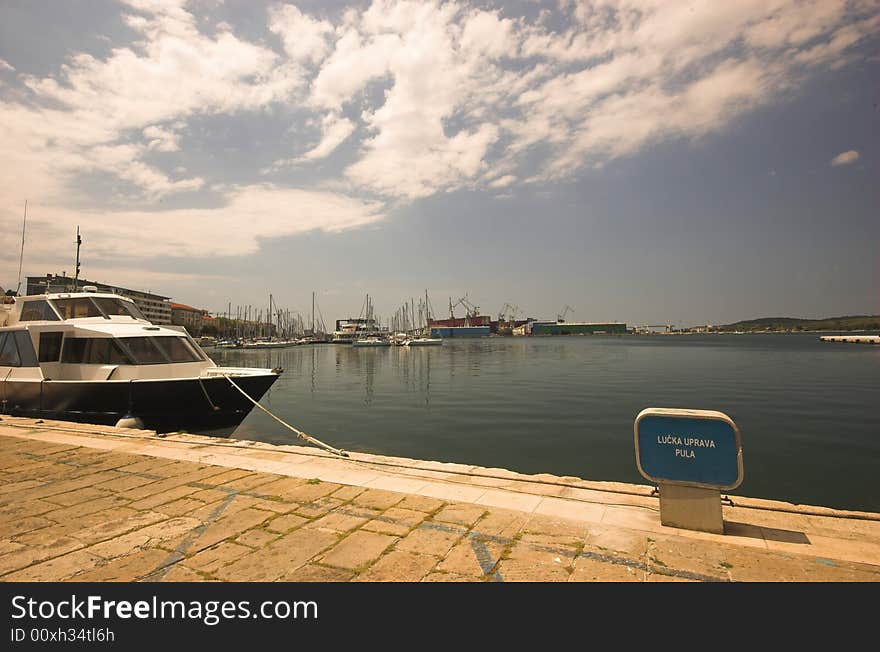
[207,335,880,511]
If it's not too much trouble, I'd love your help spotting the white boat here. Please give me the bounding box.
[352,337,391,347]
[404,337,443,346]
[0,288,281,434]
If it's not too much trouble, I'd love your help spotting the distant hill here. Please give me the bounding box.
[714,315,880,332]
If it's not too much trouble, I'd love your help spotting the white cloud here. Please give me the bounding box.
[830,150,860,166]
[0,58,14,72]
[0,185,386,284]
[0,0,876,279]
[143,124,181,152]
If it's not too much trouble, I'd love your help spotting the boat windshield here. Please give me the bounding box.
[52,297,104,319]
[92,297,147,320]
[52,296,146,321]
[19,300,61,321]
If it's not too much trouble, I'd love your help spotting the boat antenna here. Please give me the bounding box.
[74,226,82,290]
[15,200,27,295]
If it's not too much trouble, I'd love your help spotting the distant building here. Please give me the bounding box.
[171,302,208,335]
[530,321,628,335]
[26,274,172,324]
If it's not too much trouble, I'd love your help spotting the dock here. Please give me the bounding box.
[1,416,878,582]
[819,335,880,344]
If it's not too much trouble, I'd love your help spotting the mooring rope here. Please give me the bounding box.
[222,374,349,458]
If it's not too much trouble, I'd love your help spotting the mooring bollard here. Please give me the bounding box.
[634,408,744,534]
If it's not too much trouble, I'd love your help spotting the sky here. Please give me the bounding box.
[0,0,877,328]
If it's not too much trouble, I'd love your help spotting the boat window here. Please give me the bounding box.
[152,336,203,363]
[14,331,39,366]
[117,337,171,364]
[19,300,60,321]
[52,298,104,319]
[0,331,36,367]
[39,332,64,362]
[61,337,132,365]
[0,332,20,366]
[92,297,146,320]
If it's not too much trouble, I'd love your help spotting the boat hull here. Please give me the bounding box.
[0,372,280,435]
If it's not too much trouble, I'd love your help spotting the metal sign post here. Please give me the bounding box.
[634,408,744,534]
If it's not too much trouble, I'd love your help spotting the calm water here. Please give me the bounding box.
[208,334,879,512]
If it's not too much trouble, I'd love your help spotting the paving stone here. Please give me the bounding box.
[154,498,210,517]
[361,507,427,536]
[215,473,279,492]
[73,548,170,581]
[4,550,103,581]
[280,564,356,582]
[397,495,446,513]
[235,529,278,548]
[570,556,644,582]
[266,514,309,533]
[422,571,480,582]
[128,485,202,511]
[473,509,529,540]
[188,507,274,552]
[725,550,809,582]
[437,537,506,578]
[157,564,205,582]
[94,474,159,492]
[304,511,370,533]
[432,503,487,528]
[331,485,367,502]
[646,572,699,582]
[356,550,438,582]
[351,488,405,511]
[320,531,398,570]
[73,511,168,545]
[294,497,345,519]
[0,516,55,538]
[184,542,252,574]
[648,536,732,580]
[43,495,131,522]
[250,477,310,499]
[497,558,571,582]
[271,481,342,504]
[87,517,201,559]
[193,468,256,487]
[42,487,112,507]
[0,498,68,518]
[214,529,338,581]
[396,524,466,558]
[188,488,233,504]
[522,514,589,545]
[504,540,578,570]
[584,525,650,557]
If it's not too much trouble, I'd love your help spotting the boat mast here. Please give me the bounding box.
[312,291,315,334]
[15,200,27,295]
[74,226,82,291]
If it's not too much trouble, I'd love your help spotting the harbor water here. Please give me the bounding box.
[208,334,879,512]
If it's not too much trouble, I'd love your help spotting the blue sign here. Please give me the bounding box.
[634,408,743,490]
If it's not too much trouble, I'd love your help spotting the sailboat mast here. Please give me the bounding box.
[74,226,82,291]
[16,200,27,295]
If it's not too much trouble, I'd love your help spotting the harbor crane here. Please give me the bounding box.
[449,294,481,320]
[557,305,575,322]
[498,303,521,324]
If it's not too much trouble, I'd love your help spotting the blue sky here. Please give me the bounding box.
[0,0,876,327]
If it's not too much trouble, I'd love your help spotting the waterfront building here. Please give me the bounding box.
[171,302,209,335]
[26,274,172,324]
[531,321,627,335]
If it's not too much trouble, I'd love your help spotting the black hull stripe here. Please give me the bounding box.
[0,374,279,434]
